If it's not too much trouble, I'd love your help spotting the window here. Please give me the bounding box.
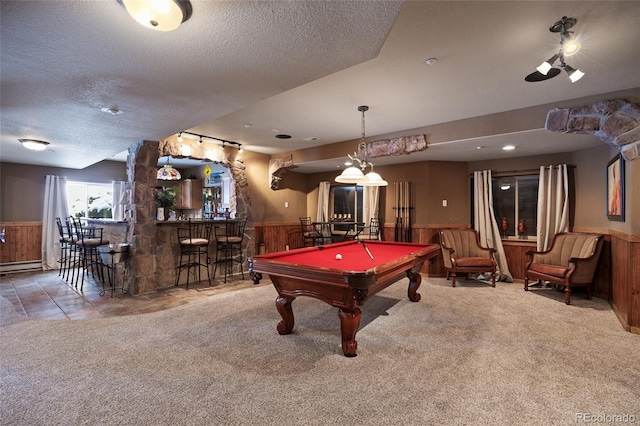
[67,181,113,219]
[331,185,363,222]
[492,175,538,238]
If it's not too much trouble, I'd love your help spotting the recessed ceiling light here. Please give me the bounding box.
[101,107,122,115]
[19,139,50,151]
[243,124,251,128]
[476,146,484,150]
[425,57,437,65]
[503,145,515,151]
[275,134,291,139]
[303,137,319,141]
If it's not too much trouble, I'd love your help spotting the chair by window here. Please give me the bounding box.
[354,217,381,241]
[55,217,73,278]
[524,232,604,305]
[72,217,108,292]
[175,219,213,289]
[439,228,497,287]
[213,218,247,283]
[300,217,323,247]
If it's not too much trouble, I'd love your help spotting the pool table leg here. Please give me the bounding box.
[275,296,295,335]
[406,269,423,302]
[338,307,362,357]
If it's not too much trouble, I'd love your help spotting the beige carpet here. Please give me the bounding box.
[1,277,638,425]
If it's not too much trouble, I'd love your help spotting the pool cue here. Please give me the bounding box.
[361,241,374,260]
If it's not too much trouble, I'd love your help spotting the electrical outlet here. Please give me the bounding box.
[284,202,289,208]
[442,199,448,207]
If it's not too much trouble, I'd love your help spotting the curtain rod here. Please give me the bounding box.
[470,165,575,177]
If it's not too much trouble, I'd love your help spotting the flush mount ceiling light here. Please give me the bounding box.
[335,106,388,187]
[526,16,584,83]
[19,139,50,151]
[120,0,192,32]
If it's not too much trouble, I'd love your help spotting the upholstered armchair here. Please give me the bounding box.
[524,232,604,305]
[439,228,497,287]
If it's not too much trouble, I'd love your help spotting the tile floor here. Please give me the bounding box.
[1,268,263,321]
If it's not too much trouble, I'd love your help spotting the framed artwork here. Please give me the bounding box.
[606,154,625,221]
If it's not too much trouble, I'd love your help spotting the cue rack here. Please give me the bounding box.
[393,182,413,242]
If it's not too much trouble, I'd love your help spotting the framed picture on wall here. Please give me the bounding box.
[606,154,625,222]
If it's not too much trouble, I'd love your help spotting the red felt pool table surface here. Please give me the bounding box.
[257,240,428,272]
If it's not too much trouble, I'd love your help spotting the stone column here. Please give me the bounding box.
[123,140,160,295]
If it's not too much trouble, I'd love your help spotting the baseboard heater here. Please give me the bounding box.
[0,260,42,275]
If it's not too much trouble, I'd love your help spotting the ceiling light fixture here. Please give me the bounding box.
[19,139,50,151]
[120,0,192,32]
[526,16,584,83]
[335,106,388,187]
[176,131,243,152]
[157,157,181,180]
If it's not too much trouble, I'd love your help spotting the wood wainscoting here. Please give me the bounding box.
[607,230,640,334]
[0,221,42,273]
[253,222,306,254]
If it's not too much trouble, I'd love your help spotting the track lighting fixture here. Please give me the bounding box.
[526,16,584,83]
[175,131,243,152]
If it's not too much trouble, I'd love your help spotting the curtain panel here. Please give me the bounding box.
[41,175,69,270]
[473,170,513,282]
[537,164,569,251]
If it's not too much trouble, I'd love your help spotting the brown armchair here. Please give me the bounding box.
[524,232,604,305]
[439,228,497,287]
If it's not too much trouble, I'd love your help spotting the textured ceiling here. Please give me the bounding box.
[2,1,640,172]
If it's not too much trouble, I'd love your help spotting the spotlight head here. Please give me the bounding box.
[562,63,584,82]
[536,53,560,75]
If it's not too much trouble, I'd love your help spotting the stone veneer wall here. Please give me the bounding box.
[546,98,640,161]
[122,140,254,295]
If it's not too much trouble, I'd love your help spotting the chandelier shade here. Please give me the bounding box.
[335,166,367,184]
[361,171,389,187]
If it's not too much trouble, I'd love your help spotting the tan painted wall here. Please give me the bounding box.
[300,161,470,226]
[0,161,127,222]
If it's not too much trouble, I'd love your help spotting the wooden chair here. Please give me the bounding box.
[299,217,323,247]
[439,228,497,287]
[524,232,604,304]
[175,219,213,288]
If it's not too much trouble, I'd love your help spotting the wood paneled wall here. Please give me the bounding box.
[0,222,42,263]
[608,232,640,334]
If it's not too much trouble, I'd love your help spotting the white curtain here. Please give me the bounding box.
[473,170,513,282]
[362,186,380,225]
[537,164,569,251]
[41,175,69,270]
[316,181,330,222]
[112,181,127,221]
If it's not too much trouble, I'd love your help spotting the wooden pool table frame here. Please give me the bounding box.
[249,240,440,357]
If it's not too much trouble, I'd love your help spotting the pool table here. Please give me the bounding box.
[248,240,440,357]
